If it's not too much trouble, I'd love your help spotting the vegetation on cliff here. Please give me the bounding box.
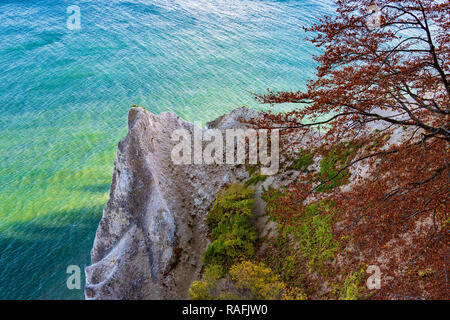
[248,0,448,299]
[191,0,448,299]
[203,183,258,269]
[189,183,306,300]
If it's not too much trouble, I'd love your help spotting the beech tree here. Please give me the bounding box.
[253,0,449,299]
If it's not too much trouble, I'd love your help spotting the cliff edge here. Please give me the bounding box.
[85,107,255,299]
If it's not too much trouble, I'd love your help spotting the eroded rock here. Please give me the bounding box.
[85,107,253,299]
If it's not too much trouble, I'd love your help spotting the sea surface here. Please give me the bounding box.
[0,0,333,299]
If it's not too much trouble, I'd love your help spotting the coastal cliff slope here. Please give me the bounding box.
[85,106,440,300]
[84,107,258,299]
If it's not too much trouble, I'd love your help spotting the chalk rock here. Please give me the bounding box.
[85,107,250,299]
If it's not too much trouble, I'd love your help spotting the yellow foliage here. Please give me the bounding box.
[229,261,306,300]
[188,280,212,300]
[188,265,223,300]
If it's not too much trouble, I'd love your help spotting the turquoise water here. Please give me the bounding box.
[0,0,333,299]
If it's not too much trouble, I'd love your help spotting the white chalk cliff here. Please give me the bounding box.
[84,107,260,299]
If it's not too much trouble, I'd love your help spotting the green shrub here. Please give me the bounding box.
[260,185,288,224]
[246,165,260,177]
[263,233,307,289]
[317,143,358,192]
[206,183,254,229]
[188,261,306,300]
[245,164,268,186]
[244,173,268,187]
[229,261,307,300]
[292,149,314,172]
[203,184,258,269]
[262,188,341,275]
[188,265,224,300]
[295,201,341,273]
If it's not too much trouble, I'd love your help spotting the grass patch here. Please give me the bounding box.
[316,143,359,192]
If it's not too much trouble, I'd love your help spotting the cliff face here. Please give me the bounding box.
[85,106,443,300]
[85,107,253,299]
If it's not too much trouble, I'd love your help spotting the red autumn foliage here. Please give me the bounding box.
[252,0,449,299]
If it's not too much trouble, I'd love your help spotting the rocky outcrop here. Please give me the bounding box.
[85,105,444,300]
[85,107,253,300]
